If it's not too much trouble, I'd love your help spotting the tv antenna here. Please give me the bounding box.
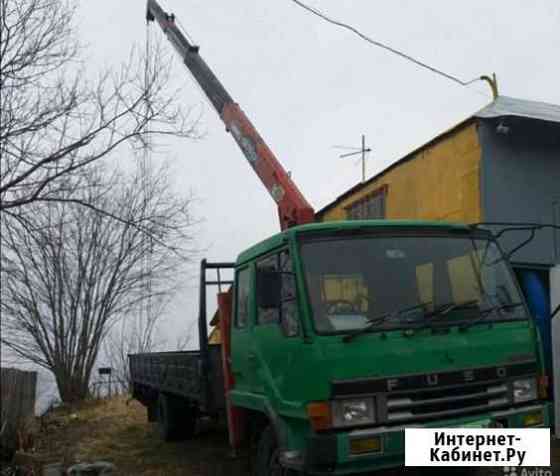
[333,134,371,182]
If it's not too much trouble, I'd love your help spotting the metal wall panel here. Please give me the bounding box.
[478,119,560,266]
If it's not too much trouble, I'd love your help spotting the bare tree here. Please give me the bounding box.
[0,0,198,215]
[102,300,165,395]
[101,299,196,395]
[0,162,194,402]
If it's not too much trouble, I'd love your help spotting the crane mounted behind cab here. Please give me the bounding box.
[146,0,314,230]
[134,3,553,474]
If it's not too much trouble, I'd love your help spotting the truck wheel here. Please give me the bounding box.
[174,400,197,440]
[157,393,197,441]
[255,426,298,476]
[157,393,177,441]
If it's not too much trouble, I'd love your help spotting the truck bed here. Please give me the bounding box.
[129,345,225,411]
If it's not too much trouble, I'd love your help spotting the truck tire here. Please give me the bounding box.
[255,425,298,476]
[157,393,197,441]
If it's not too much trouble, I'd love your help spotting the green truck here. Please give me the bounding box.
[130,219,552,474]
[129,2,553,474]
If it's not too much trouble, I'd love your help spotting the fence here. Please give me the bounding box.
[0,368,37,454]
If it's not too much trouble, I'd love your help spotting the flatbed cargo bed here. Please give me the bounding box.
[129,345,225,412]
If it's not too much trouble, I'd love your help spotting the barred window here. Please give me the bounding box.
[345,186,387,220]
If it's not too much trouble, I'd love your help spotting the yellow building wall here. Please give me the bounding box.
[321,122,482,224]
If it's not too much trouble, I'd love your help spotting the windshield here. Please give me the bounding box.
[300,234,527,334]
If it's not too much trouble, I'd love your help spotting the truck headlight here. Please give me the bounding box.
[513,378,537,403]
[332,398,375,428]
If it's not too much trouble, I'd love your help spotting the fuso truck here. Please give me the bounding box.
[129,2,553,474]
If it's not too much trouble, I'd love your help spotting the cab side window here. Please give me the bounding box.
[279,250,299,337]
[257,255,279,325]
[235,267,250,328]
[256,249,299,336]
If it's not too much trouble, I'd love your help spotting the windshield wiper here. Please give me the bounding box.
[342,302,429,343]
[460,302,525,330]
[424,300,480,325]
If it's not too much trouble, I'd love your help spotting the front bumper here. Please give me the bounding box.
[281,402,553,475]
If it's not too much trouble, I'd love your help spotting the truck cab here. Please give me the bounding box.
[226,220,552,474]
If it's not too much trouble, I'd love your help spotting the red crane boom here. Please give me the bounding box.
[146,0,315,230]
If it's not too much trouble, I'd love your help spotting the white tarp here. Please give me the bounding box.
[551,266,560,436]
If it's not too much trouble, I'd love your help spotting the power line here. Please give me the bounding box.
[290,0,483,88]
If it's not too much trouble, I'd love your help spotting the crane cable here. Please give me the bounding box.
[290,0,484,89]
[142,22,155,329]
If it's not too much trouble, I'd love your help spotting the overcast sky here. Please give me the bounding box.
[76,0,560,347]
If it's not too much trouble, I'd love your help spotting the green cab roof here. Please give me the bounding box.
[236,219,473,265]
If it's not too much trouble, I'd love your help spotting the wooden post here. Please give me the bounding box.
[0,368,37,454]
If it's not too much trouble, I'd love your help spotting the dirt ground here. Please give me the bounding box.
[31,397,560,476]
[33,396,247,475]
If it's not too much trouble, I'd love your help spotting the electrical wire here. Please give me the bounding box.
[290,0,483,88]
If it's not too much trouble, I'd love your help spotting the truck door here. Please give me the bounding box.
[252,249,303,399]
[230,265,255,393]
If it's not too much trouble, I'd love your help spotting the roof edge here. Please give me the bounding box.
[316,116,477,217]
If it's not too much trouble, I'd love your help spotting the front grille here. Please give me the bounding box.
[331,362,538,426]
[383,381,511,423]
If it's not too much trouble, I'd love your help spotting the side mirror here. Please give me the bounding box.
[257,269,281,309]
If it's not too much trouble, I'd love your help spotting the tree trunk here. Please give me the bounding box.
[55,371,89,403]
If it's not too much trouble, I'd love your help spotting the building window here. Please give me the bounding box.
[345,186,387,220]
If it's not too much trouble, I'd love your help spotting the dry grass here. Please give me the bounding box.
[34,396,248,475]
[33,397,560,476]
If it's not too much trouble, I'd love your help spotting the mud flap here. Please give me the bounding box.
[552,265,560,436]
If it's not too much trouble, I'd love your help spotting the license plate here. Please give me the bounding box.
[350,437,382,455]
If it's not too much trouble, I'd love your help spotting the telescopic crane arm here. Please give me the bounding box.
[146,0,315,230]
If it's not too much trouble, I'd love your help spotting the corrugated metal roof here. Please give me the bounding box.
[476,96,560,124]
